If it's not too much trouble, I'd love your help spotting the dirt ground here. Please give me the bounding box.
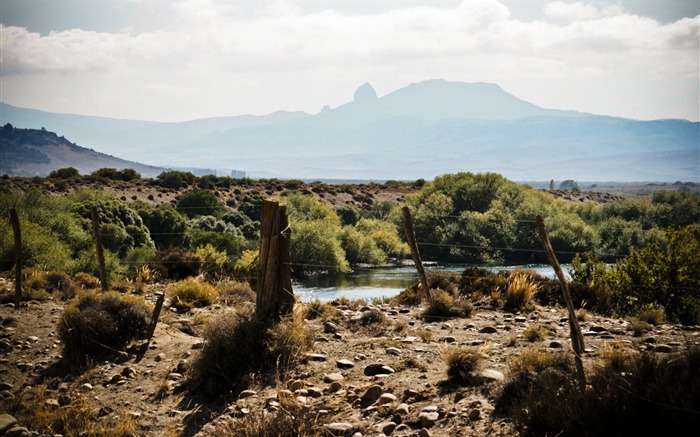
[1,280,698,436]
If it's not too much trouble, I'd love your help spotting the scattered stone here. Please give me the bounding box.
[378,393,397,405]
[191,340,204,350]
[419,411,440,428]
[364,364,395,376]
[394,403,410,416]
[468,409,481,421]
[0,414,17,434]
[590,326,607,332]
[324,321,339,333]
[386,347,402,356]
[239,390,257,399]
[480,369,504,381]
[514,316,527,323]
[327,381,343,393]
[549,340,563,348]
[324,373,345,383]
[361,385,384,405]
[479,326,498,334]
[336,359,355,369]
[306,353,327,362]
[307,387,323,398]
[26,336,39,342]
[379,421,397,435]
[0,382,12,391]
[439,336,457,343]
[418,429,432,437]
[401,336,418,343]
[154,353,166,362]
[653,344,673,353]
[121,367,137,378]
[81,383,93,391]
[643,337,657,344]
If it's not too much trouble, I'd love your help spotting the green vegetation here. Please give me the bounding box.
[570,226,700,324]
[497,347,700,437]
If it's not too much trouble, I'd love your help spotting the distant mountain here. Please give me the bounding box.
[1,80,698,181]
[0,124,166,177]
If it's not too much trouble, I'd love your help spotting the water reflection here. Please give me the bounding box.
[294,264,570,302]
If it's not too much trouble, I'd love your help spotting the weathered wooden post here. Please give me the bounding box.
[91,207,109,291]
[256,200,294,320]
[9,209,21,310]
[402,206,434,304]
[146,292,165,342]
[536,215,586,387]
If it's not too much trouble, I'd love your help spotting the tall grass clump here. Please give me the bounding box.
[496,347,700,436]
[168,277,218,309]
[57,291,150,366]
[188,305,313,399]
[504,273,539,310]
[422,289,473,320]
[440,344,487,384]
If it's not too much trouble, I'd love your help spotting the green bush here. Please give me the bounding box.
[58,291,150,366]
[176,189,226,218]
[152,248,202,279]
[156,170,196,189]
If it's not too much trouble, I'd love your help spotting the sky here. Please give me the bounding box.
[1,0,698,122]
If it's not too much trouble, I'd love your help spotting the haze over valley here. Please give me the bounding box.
[2,80,698,182]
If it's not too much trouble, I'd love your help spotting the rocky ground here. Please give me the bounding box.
[1,279,698,437]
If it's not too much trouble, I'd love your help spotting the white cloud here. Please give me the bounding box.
[0,0,697,121]
[543,1,599,21]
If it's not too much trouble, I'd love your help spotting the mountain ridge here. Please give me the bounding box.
[1,80,698,181]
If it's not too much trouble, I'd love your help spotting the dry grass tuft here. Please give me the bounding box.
[504,273,540,310]
[637,306,665,326]
[440,344,488,383]
[216,279,255,306]
[168,277,218,309]
[522,324,548,342]
[57,291,151,366]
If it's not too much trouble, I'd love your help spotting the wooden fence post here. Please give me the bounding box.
[146,292,165,342]
[256,200,294,320]
[91,207,109,291]
[536,215,586,387]
[9,209,21,310]
[402,206,434,304]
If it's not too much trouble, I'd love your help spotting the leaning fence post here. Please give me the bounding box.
[91,207,109,291]
[9,209,21,310]
[536,215,586,387]
[146,292,165,342]
[402,206,434,304]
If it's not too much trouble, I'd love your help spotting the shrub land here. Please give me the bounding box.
[0,170,699,435]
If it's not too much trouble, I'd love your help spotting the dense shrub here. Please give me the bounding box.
[497,347,700,437]
[570,226,700,324]
[133,202,187,249]
[156,170,196,189]
[58,292,150,365]
[176,189,226,218]
[152,248,202,279]
[188,305,313,398]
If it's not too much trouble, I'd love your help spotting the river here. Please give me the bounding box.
[293,264,571,302]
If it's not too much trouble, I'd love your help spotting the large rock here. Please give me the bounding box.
[364,364,395,376]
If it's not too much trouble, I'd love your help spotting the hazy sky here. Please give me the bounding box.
[1,0,698,122]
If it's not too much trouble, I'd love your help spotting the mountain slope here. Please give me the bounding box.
[0,124,166,177]
[1,80,698,182]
